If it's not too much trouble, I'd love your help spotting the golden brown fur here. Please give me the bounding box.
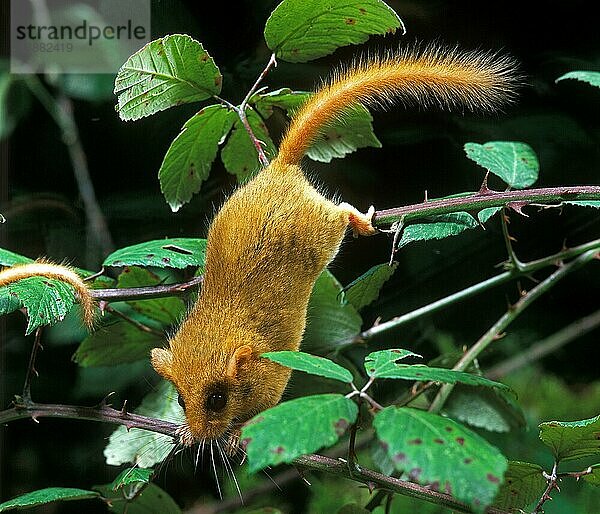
[152,46,520,445]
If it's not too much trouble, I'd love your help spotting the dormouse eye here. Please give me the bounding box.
[177,393,186,410]
[206,392,227,412]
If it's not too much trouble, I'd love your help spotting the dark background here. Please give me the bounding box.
[1,0,599,512]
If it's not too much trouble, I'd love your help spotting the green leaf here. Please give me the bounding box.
[344,262,397,310]
[364,349,422,376]
[3,276,78,335]
[443,384,526,433]
[306,105,382,162]
[159,105,235,211]
[539,414,600,462]
[565,201,600,208]
[264,0,404,63]
[73,320,163,366]
[104,238,206,270]
[302,270,362,351]
[110,468,154,491]
[364,350,509,391]
[94,483,182,514]
[374,407,507,513]
[251,88,310,118]
[464,142,539,189]
[584,464,600,487]
[493,461,546,511]
[241,394,358,473]
[0,248,33,266]
[262,351,354,383]
[478,207,502,224]
[117,267,186,325]
[556,71,600,89]
[114,34,222,121]
[0,62,31,140]
[398,212,479,248]
[221,107,276,180]
[104,381,183,468]
[0,487,99,512]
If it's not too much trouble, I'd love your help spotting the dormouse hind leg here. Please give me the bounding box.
[338,203,377,237]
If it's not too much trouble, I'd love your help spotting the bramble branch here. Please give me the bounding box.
[90,275,203,302]
[428,247,599,413]
[373,185,600,226]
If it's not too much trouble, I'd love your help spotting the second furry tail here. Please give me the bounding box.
[275,45,520,167]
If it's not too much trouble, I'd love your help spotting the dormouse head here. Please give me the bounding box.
[151,342,273,445]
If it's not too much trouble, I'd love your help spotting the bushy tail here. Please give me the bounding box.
[0,261,95,327]
[275,45,520,166]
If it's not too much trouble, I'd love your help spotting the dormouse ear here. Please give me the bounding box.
[151,347,174,379]
[226,345,253,379]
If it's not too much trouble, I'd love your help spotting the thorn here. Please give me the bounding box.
[478,173,493,195]
[507,201,530,217]
[294,465,311,486]
[32,415,39,423]
[372,317,382,327]
[493,332,506,341]
[99,300,108,314]
[424,190,428,202]
[367,481,377,494]
[98,391,116,408]
[120,400,128,416]
[32,368,39,378]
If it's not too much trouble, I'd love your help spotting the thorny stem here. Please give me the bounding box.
[22,328,43,403]
[533,462,559,514]
[341,237,600,349]
[90,275,203,302]
[428,248,599,413]
[372,186,600,226]
[501,209,525,271]
[23,75,115,258]
[240,52,277,111]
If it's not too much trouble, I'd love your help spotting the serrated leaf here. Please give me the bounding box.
[104,381,183,468]
[364,351,509,391]
[251,88,310,118]
[117,267,185,325]
[493,461,546,511]
[306,105,382,162]
[398,212,479,248]
[539,414,600,462]
[364,349,422,376]
[159,105,235,211]
[0,487,99,512]
[302,270,362,351]
[0,248,33,266]
[264,0,404,63]
[262,351,353,383]
[94,483,181,514]
[6,277,78,335]
[73,320,163,366]
[464,142,539,189]
[241,394,358,473]
[114,34,222,121]
[374,407,507,513]
[443,384,526,433]
[221,107,276,180]
[565,201,600,208]
[344,262,397,310]
[104,238,206,270]
[478,207,502,224]
[556,71,600,89]
[110,468,154,491]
